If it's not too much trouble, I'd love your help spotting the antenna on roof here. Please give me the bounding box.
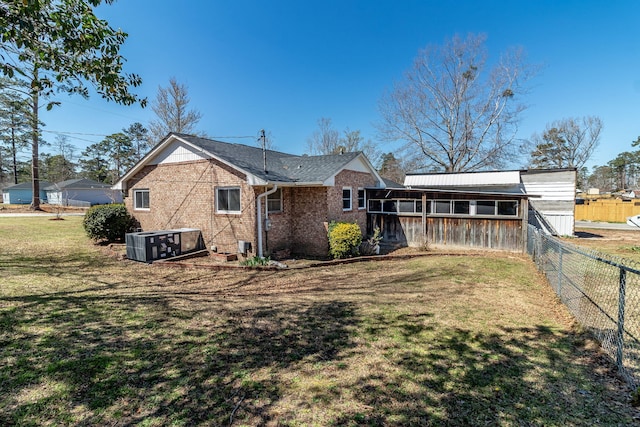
[260,129,268,174]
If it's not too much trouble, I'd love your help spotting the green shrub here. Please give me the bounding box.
[328,221,362,259]
[240,256,271,266]
[83,204,136,242]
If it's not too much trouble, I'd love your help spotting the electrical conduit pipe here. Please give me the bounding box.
[256,184,278,258]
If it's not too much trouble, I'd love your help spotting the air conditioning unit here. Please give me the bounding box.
[126,229,205,263]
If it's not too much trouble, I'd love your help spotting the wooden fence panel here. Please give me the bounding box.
[575,200,640,223]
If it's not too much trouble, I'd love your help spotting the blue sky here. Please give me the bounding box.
[40,0,640,171]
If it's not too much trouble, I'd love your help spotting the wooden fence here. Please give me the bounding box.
[575,199,640,223]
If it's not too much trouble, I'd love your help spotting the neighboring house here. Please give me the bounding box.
[403,168,576,238]
[113,133,384,258]
[45,179,122,207]
[2,181,51,205]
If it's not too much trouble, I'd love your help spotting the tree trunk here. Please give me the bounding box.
[30,72,41,211]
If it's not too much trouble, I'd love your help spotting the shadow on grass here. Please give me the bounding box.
[575,231,604,239]
[0,289,359,425]
[330,323,630,426]
[0,254,635,425]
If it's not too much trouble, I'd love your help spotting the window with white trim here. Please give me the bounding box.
[216,187,241,213]
[358,188,365,210]
[267,188,282,213]
[342,187,352,211]
[133,189,149,210]
[476,200,496,215]
[453,200,470,215]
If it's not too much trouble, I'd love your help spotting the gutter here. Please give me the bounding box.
[256,184,278,258]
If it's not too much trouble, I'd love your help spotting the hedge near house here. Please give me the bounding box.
[328,221,362,259]
[83,204,136,242]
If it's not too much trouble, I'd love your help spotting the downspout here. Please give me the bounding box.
[256,184,278,258]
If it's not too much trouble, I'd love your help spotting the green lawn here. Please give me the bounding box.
[0,217,637,426]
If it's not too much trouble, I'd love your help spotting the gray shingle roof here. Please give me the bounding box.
[43,178,111,190]
[178,133,363,184]
[3,181,52,191]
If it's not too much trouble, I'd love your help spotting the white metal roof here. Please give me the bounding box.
[404,170,521,187]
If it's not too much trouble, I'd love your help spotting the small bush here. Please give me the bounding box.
[240,256,271,267]
[83,204,136,242]
[328,221,362,259]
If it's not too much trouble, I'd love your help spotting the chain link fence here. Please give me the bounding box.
[527,225,640,389]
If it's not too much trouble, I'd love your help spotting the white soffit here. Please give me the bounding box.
[405,171,521,187]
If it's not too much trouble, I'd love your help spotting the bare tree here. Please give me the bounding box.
[306,117,340,155]
[377,33,535,172]
[529,116,603,170]
[306,118,380,164]
[148,77,204,143]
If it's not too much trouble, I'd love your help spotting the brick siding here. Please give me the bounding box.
[125,159,257,255]
[125,160,378,259]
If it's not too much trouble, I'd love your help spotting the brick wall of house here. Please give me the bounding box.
[125,159,257,255]
[263,170,377,258]
[329,170,377,234]
[124,161,378,259]
[289,186,330,257]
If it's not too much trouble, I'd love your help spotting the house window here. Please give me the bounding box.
[383,200,397,213]
[217,187,241,213]
[476,200,496,215]
[368,199,382,212]
[434,200,451,214]
[358,188,365,210]
[342,187,352,211]
[498,201,518,216]
[398,200,415,213]
[453,200,470,215]
[267,188,282,213]
[367,198,423,215]
[474,200,519,216]
[133,189,149,210]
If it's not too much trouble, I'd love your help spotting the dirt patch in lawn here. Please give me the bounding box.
[567,226,640,263]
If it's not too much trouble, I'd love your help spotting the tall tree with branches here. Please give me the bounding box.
[123,122,150,161]
[377,33,535,172]
[306,117,341,155]
[306,118,380,164]
[148,77,203,143]
[529,116,603,170]
[0,0,145,209]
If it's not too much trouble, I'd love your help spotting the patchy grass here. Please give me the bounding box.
[569,227,640,264]
[0,217,638,425]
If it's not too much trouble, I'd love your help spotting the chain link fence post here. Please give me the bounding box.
[617,268,626,369]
